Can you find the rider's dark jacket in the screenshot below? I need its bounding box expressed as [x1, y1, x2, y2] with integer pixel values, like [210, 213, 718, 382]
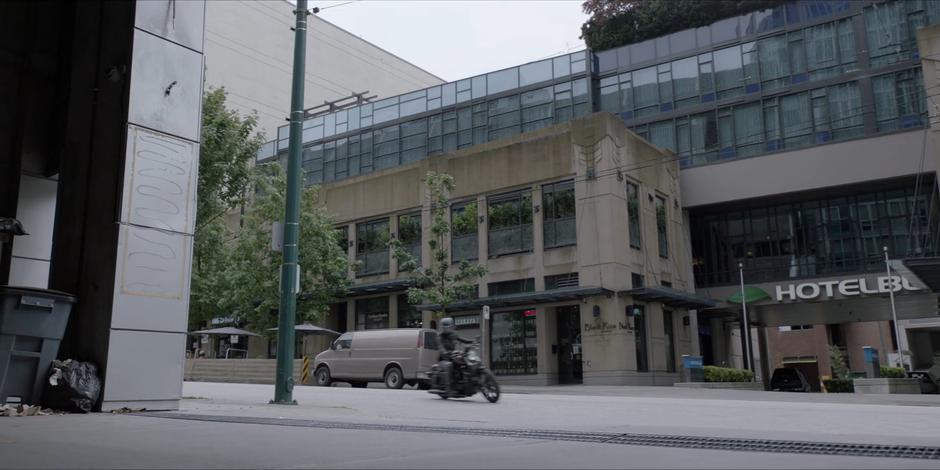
[439, 330, 474, 356]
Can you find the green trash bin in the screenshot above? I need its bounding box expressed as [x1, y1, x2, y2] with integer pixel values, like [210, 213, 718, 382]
[0, 286, 76, 405]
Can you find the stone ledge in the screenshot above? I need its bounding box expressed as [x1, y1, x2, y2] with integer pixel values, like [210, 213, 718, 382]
[853, 378, 921, 395]
[674, 382, 763, 391]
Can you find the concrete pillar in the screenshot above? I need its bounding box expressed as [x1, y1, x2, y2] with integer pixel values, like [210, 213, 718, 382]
[388, 294, 398, 329]
[532, 184, 545, 291]
[346, 299, 356, 331]
[535, 307, 556, 384]
[48, 1, 207, 411]
[689, 310, 701, 356]
[757, 326, 771, 390]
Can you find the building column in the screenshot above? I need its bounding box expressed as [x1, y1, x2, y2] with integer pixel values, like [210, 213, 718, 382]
[535, 307, 555, 384]
[757, 326, 771, 390]
[388, 294, 398, 329]
[346, 299, 356, 331]
[532, 184, 545, 291]
[689, 310, 701, 356]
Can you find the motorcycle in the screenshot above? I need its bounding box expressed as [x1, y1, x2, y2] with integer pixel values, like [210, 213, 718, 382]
[427, 341, 500, 403]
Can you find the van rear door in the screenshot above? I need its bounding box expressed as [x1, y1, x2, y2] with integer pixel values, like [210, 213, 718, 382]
[418, 330, 440, 373]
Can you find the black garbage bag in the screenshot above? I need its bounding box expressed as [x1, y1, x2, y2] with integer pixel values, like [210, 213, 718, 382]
[43, 359, 101, 413]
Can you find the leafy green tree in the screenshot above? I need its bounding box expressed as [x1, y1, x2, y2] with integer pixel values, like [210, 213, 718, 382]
[222, 163, 353, 331]
[189, 88, 263, 330]
[828, 343, 851, 379]
[581, 0, 786, 52]
[391, 172, 487, 318]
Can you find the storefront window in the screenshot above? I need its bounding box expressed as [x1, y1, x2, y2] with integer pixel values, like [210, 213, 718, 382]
[397, 294, 422, 328]
[633, 304, 649, 372]
[490, 309, 538, 375]
[356, 297, 389, 330]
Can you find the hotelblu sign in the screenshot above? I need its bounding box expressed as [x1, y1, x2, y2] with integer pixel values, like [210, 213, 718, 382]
[775, 275, 921, 302]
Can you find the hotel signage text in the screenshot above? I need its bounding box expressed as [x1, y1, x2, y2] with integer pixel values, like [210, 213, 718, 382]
[775, 275, 921, 302]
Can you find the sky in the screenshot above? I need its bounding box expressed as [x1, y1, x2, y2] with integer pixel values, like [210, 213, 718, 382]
[313, 0, 589, 82]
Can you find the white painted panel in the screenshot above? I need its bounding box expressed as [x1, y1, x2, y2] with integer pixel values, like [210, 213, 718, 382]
[12, 175, 57, 260]
[8, 257, 49, 289]
[128, 30, 203, 142]
[103, 329, 185, 402]
[121, 126, 198, 234]
[110, 224, 192, 333]
[135, 0, 206, 53]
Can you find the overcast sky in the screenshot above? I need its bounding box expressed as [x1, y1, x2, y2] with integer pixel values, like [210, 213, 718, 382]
[314, 0, 589, 82]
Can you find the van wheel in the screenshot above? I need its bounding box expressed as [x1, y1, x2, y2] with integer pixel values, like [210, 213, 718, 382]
[384, 367, 404, 389]
[314, 367, 331, 387]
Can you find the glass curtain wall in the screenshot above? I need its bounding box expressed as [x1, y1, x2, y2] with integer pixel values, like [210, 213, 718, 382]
[691, 178, 938, 287]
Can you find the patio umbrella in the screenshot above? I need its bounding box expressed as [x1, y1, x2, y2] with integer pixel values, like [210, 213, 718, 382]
[266, 323, 341, 336]
[189, 327, 260, 336]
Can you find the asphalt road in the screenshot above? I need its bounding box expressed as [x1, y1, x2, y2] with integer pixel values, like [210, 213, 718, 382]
[2, 382, 940, 469]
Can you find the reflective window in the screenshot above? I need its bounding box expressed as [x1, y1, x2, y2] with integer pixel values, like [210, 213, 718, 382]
[397, 294, 422, 328]
[451, 201, 478, 262]
[542, 180, 576, 249]
[488, 68, 520, 95]
[873, 68, 926, 132]
[356, 219, 389, 276]
[655, 195, 668, 258]
[520, 59, 553, 86]
[627, 182, 641, 249]
[491, 310, 538, 375]
[488, 190, 533, 257]
[398, 212, 422, 266]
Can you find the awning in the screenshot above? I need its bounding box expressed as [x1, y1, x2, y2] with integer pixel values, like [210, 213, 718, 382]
[189, 327, 259, 336]
[344, 278, 414, 297]
[266, 323, 341, 336]
[618, 286, 717, 310]
[902, 257, 940, 292]
[416, 286, 613, 312]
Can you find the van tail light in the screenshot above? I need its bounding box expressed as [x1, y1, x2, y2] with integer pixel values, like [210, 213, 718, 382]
[417, 333, 423, 348]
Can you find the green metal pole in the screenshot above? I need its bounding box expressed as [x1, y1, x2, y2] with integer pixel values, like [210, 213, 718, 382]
[273, 0, 309, 405]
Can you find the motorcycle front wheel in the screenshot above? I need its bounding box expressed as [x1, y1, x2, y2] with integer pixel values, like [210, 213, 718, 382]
[480, 370, 500, 403]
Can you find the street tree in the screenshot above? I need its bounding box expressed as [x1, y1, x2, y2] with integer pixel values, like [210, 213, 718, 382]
[189, 88, 263, 330]
[222, 163, 353, 332]
[391, 172, 487, 320]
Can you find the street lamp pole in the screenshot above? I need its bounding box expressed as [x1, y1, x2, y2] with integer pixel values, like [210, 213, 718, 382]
[884, 246, 905, 370]
[273, 0, 310, 405]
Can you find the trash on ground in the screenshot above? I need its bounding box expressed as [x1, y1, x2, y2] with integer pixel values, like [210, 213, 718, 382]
[43, 359, 101, 413]
[0, 404, 60, 417]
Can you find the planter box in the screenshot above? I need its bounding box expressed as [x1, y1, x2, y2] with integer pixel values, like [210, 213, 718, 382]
[853, 378, 921, 395]
[674, 382, 763, 391]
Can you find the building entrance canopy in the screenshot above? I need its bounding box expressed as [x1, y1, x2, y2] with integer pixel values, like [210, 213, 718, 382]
[697, 271, 938, 328]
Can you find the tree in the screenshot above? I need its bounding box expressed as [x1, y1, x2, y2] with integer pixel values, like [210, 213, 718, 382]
[828, 343, 851, 379]
[189, 88, 263, 330]
[391, 172, 487, 318]
[218, 163, 353, 332]
[581, 0, 786, 52]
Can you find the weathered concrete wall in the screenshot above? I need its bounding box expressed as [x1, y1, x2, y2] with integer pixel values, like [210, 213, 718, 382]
[204, 0, 444, 139]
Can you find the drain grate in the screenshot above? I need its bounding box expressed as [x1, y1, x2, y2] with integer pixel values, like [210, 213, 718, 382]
[137, 412, 940, 460]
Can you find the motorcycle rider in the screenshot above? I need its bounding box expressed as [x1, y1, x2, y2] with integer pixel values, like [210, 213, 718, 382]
[438, 317, 474, 395]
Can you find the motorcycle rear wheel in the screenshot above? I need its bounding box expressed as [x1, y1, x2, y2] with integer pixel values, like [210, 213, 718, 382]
[481, 370, 500, 403]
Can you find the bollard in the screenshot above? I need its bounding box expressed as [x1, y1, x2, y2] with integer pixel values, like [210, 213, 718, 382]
[301, 356, 310, 385]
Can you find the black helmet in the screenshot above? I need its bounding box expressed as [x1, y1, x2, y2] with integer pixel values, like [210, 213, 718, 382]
[440, 317, 455, 333]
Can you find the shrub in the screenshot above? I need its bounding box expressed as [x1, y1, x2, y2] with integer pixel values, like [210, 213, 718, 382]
[880, 366, 906, 378]
[703, 365, 753, 383]
[828, 344, 851, 379]
[823, 378, 854, 393]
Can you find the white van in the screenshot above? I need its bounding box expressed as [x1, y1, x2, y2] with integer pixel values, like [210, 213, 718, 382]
[313, 328, 439, 389]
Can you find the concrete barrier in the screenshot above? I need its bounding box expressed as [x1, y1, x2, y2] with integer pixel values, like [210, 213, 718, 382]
[853, 378, 921, 394]
[184, 359, 305, 385]
[673, 382, 764, 391]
